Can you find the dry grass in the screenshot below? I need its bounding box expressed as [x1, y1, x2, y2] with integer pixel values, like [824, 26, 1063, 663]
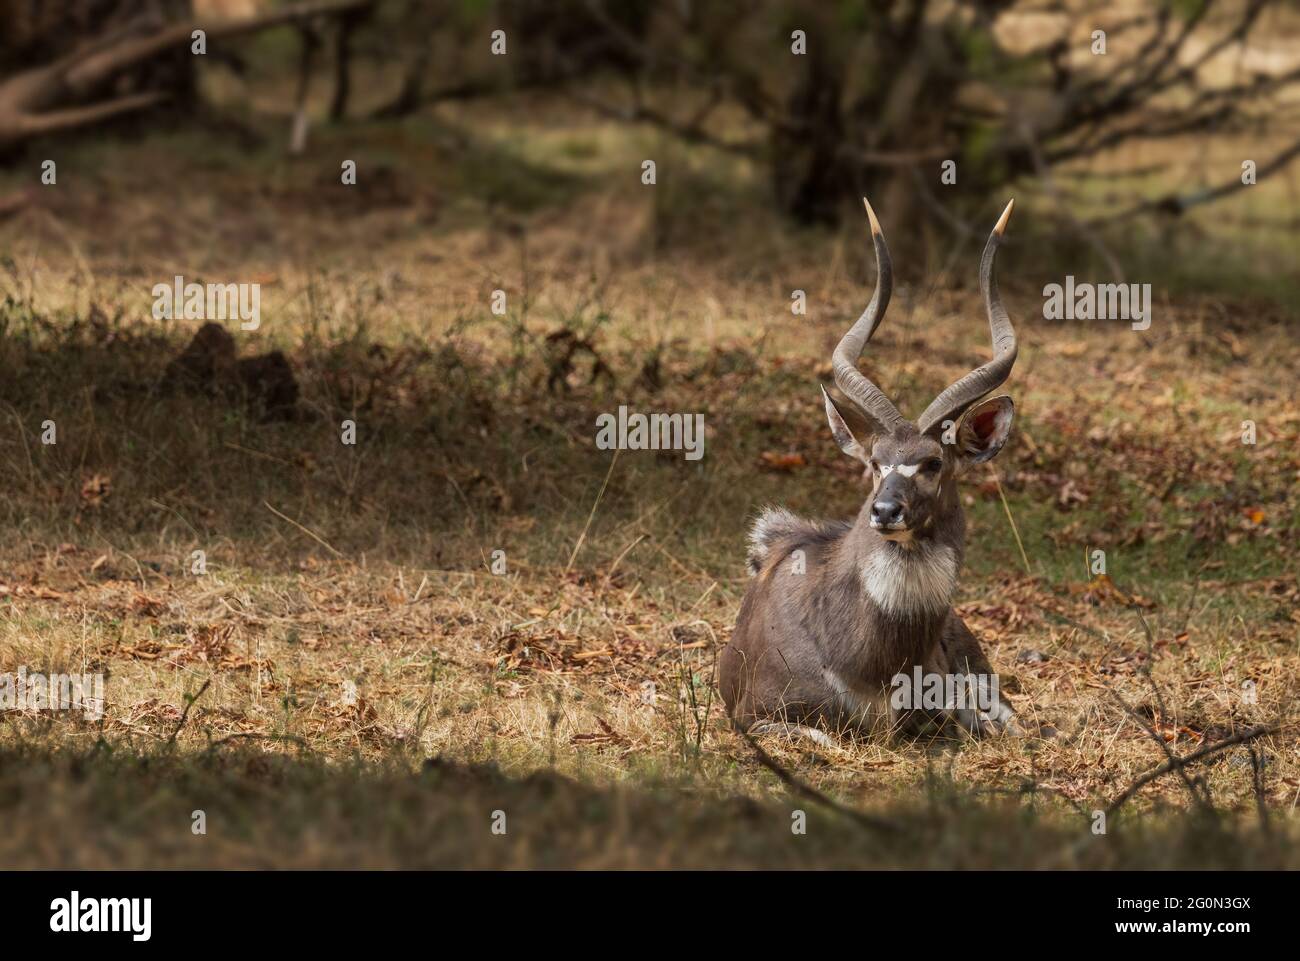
[0, 78, 1297, 868]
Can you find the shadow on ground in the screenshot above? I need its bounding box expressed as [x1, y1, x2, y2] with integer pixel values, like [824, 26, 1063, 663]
[0, 743, 1292, 869]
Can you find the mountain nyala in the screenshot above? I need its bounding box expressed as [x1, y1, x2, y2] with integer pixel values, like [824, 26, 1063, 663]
[720, 198, 1027, 747]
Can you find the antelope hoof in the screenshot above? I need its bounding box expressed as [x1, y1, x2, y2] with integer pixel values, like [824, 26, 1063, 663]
[974, 700, 1028, 737]
[994, 712, 1029, 737]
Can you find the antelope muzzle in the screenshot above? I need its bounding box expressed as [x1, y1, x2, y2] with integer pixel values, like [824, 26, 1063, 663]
[869, 473, 914, 533]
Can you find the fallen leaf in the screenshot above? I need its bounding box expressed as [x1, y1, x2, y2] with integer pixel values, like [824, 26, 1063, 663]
[80, 473, 112, 508]
[759, 452, 806, 471]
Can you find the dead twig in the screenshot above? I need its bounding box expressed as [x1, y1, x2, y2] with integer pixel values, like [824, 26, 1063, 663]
[264, 501, 344, 558]
[1107, 685, 1214, 817]
[739, 730, 903, 835]
[167, 678, 212, 747]
[205, 732, 311, 753]
[1248, 745, 1271, 835]
[1105, 722, 1280, 819]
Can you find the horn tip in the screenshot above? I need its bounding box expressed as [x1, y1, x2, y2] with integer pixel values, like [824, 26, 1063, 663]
[994, 198, 1015, 236]
[862, 197, 882, 236]
[820, 383, 840, 415]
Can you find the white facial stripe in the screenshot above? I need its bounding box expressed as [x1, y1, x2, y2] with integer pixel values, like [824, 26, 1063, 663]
[879, 463, 921, 478]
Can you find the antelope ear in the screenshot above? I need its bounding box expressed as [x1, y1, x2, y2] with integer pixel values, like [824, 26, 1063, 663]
[954, 395, 1015, 469]
[821, 386, 871, 465]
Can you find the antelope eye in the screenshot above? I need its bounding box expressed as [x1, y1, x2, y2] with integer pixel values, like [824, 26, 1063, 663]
[923, 458, 943, 473]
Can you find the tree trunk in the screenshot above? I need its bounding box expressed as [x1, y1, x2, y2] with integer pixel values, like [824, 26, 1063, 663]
[0, 0, 372, 152]
[771, 44, 851, 226]
[0, 0, 198, 110]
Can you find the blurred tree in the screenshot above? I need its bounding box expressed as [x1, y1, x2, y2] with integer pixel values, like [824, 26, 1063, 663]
[560, 0, 1300, 240]
[369, 0, 651, 119]
[0, 0, 371, 152]
[0, 0, 199, 110]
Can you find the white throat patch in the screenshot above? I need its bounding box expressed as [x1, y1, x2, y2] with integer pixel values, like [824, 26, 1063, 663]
[861, 541, 958, 617]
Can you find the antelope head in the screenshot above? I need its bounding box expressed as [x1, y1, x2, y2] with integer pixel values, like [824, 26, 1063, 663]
[822, 199, 1018, 545]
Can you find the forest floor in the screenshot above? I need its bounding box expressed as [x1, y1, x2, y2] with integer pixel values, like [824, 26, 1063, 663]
[0, 84, 1296, 867]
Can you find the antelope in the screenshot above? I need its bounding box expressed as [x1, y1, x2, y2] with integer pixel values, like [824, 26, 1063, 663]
[720, 198, 1026, 747]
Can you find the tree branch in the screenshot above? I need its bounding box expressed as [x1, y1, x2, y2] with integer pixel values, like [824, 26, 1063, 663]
[0, 0, 374, 149]
[1105, 722, 1280, 819]
[1095, 133, 1300, 224]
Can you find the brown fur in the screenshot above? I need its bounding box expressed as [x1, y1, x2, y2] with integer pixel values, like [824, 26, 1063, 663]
[721, 397, 1023, 742]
